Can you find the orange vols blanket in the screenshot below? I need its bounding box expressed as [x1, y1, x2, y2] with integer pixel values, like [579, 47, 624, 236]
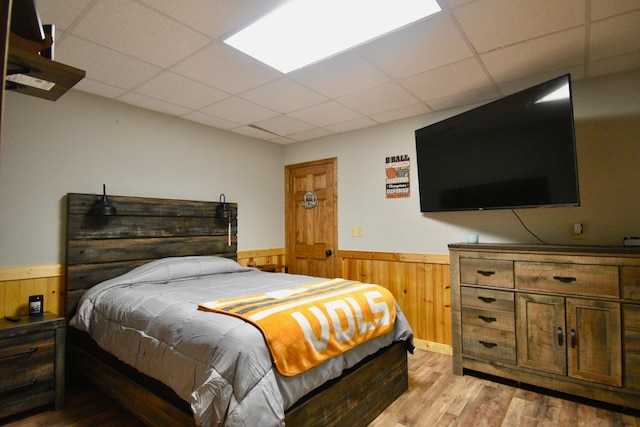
[198, 278, 396, 376]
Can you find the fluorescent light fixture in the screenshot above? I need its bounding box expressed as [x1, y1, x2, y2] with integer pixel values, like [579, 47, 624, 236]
[224, 0, 441, 73]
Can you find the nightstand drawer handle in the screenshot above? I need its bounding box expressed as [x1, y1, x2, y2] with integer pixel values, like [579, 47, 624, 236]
[479, 340, 497, 349]
[477, 270, 495, 276]
[0, 347, 38, 360]
[3, 378, 38, 393]
[478, 315, 497, 323]
[477, 296, 496, 304]
[553, 276, 577, 283]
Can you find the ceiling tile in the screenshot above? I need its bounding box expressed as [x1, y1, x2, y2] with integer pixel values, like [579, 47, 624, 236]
[172, 43, 280, 94]
[240, 78, 328, 113]
[371, 103, 432, 123]
[55, 36, 161, 90]
[70, 0, 211, 67]
[73, 79, 127, 99]
[453, 0, 585, 53]
[589, 10, 640, 61]
[139, 0, 286, 38]
[253, 115, 316, 137]
[359, 13, 474, 78]
[118, 92, 192, 116]
[182, 111, 240, 130]
[338, 82, 421, 116]
[200, 97, 279, 124]
[325, 117, 379, 134]
[481, 28, 585, 82]
[29, 0, 640, 144]
[134, 72, 229, 110]
[37, 0, 92, 30]
[288, 101, 362, 127]
[287, 128, 334, 143]
[290, 52, 391, 98]
[591, 0, 640, 20]
[426, 85, 499, 111]
[400, 58, 492, 101]
[588, 52, 640, 77]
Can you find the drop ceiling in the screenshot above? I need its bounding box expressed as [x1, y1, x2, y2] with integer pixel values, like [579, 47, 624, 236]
[35, 0, 640, 144]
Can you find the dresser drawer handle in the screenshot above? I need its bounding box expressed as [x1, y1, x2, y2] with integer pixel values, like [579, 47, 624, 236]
[477, 270, 495, 276]
[2, 378, 38, 394]
[553, 276, 577, 283]
[479, 340, 497, 349]
[478, 315, 497, 323]
[0, 347, 38, 360]
[477, 296, 496, 304]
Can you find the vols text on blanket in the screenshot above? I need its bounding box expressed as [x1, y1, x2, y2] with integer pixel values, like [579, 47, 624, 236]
[198, 278, 397, 376]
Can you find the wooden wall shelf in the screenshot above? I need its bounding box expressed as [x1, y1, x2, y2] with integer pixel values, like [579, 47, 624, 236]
[5, 46, 85, 101]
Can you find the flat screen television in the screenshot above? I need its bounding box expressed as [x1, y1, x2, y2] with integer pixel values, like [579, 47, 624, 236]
[415, 74, 579, 213]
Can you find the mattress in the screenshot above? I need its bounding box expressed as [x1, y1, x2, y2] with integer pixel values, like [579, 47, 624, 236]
[70, 256, 414, 427]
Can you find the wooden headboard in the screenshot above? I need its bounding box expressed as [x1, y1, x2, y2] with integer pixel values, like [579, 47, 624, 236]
[65, 193, 238, 319]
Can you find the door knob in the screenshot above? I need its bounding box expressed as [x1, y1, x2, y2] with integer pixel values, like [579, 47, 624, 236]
[326, 249, 333, 256]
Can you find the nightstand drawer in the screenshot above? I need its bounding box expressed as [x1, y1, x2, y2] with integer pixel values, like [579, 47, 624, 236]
[461, 306, 514, 332]
[515, 262, 619, 298]
[0, 331, 55, 394]
[462, 324, 516, 364]
[461, 286, 514, 312]
[460, 258, 514, 288]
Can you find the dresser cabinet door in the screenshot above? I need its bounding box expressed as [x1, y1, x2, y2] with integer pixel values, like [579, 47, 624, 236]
[566, 298, 622, 387]
[516, 293, 566, 375]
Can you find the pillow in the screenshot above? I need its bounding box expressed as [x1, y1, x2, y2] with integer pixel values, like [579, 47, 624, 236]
[124, 256, 251, 284]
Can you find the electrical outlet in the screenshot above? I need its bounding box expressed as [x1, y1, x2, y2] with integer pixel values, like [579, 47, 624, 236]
[356, 226, 363, 237]
[350, 226, 357, 237]
[572, 223, 585, 239]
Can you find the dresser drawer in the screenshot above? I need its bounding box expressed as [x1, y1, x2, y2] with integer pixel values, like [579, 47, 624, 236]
[460, 258, 514, 288]
[462, 324, 516, 364]
[515, 262, 619, 298]
[461, 306, 515, 332]
[461, 286, 514, 312]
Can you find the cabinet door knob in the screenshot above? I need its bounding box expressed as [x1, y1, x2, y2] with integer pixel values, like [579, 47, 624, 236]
[571, 329, 577, 348]
[557, 327, 564, 346]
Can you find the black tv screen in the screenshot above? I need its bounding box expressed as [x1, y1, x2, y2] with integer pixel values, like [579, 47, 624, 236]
[415, 74, 579, 212]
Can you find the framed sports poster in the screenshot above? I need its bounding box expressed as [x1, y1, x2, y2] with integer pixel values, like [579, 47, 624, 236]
[385, 155, 410, 198]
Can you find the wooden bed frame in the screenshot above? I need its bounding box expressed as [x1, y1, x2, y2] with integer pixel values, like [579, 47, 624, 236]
[64, 192, 409, 426]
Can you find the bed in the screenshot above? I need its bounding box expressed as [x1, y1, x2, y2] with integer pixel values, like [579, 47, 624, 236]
[64, 193, 413, 427]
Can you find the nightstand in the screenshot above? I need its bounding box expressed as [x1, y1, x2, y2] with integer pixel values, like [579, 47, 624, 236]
[0, 312, 65, 418]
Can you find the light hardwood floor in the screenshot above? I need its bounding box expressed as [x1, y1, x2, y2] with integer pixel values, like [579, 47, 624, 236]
[3, 349, 640, 426]
[370, 350, 640, 426]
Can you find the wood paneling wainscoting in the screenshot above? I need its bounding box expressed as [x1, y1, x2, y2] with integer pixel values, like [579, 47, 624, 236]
[0, 265, 64, 317]
[1, 248, 453, 353]
[338, 250, 452, 353]
[237, 248, 286, 267]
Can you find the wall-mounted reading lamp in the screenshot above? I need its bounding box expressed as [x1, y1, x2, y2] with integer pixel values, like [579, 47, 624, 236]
[218, 193, 232, 246]
[88, 184, 117, 216]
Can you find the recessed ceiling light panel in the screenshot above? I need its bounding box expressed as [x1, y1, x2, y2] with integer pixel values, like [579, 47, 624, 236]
[224, 0, 441, 73]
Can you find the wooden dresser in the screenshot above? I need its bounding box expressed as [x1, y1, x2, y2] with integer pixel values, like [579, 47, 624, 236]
[0, 313, 65, 418]
[449, 243, 640, 409]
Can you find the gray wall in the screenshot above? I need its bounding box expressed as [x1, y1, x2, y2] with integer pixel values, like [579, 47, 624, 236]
[0, 90, 284, 267]
[1, 70, 639, 267]
[284, 70, 640, 254]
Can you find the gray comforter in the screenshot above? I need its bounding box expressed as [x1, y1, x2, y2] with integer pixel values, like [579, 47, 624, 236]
[70, 256, 414, 426]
